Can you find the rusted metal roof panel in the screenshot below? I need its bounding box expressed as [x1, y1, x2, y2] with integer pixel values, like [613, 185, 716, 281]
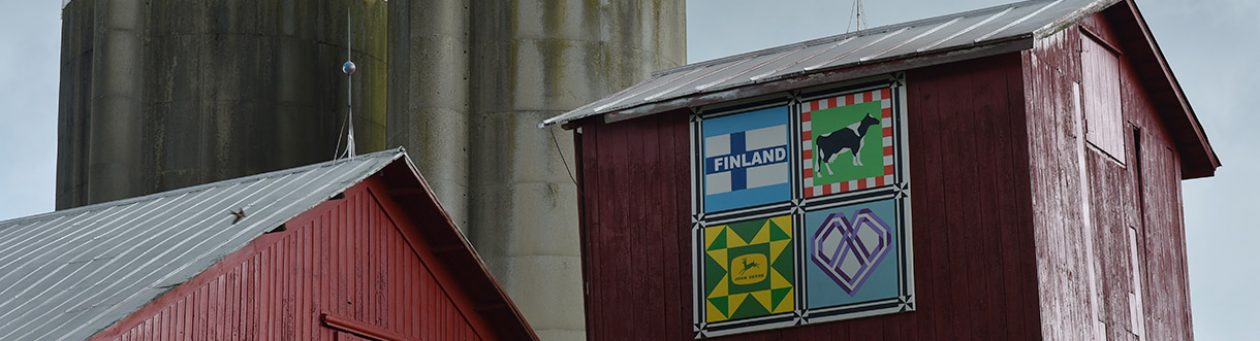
[0, 149, 405, 340]
[542, 0, 1119, 128]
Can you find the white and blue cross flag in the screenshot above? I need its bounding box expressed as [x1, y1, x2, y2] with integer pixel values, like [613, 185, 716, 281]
[702, 106, 792, 213]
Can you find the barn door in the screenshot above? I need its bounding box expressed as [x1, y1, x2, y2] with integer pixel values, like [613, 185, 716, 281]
[1131, 127, 1194, 340]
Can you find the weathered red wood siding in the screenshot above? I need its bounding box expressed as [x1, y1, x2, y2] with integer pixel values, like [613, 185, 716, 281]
[576, 53, 1043, 340]
[1023, 12, 1193, 341]
[577, 110, 693, 341]
[92, 177, 496, 341]
[889, 54, 1041, 341]
[1101, 8, 1195, 339]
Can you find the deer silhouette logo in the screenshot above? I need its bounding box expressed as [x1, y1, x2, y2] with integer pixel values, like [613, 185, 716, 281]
[738, 258, 761, 276]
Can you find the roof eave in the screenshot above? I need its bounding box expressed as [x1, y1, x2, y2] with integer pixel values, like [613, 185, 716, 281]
[378, 155, 540, 340]
[1108, 0, 1220, 178]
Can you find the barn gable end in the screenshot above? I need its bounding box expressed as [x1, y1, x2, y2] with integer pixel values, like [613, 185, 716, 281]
[92, 176, 513, 340]
[0, 149, 535, 340]
[1022, 8, 1196, 340]
[556, 0, 1215, 340]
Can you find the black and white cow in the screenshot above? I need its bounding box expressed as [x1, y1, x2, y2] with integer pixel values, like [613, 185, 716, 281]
[814, 113, 881, 176]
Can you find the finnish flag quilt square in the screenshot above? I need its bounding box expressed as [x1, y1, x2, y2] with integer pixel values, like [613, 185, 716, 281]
[702, 106, 792, 213]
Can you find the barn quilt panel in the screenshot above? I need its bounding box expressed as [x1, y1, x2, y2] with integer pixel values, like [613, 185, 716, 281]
[702, 215, 795, 323]
[700, 106, 792, 213]
[691, 77, 914, 338]
[801, 88, 896, 198]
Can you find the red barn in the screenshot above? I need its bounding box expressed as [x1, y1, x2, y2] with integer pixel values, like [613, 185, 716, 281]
[544, 0, 1218, 339]
[0, 149, 536, 340]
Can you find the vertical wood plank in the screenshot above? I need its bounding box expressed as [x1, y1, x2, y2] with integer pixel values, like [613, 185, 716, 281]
[580, 120, 606, 339]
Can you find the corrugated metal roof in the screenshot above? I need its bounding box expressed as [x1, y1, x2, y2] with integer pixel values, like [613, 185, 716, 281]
[0, 149, 405, 341]
[542, 0, 1118, 127]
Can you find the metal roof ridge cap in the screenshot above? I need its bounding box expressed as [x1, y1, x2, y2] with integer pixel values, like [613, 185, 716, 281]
[0, 148, 405, 227]
[650, 0, 1057, 77]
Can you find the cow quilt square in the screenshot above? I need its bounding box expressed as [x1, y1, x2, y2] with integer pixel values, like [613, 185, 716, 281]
[702, 215, 795, 323]
[801, 88, 896, 198]
[701, 106, 792, 213]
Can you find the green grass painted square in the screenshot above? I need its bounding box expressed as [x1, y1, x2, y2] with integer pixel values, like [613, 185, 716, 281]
[811, 101, 885, 185]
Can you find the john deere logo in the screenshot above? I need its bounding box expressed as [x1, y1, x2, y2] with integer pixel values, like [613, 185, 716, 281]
[731, 254, 768, 285]
[702, 216, 795, 323]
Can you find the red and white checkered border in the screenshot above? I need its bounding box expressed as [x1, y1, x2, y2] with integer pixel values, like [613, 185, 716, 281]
[800, 87, 895, 198]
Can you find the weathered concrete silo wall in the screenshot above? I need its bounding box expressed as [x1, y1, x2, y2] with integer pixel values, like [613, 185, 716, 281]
[387, 0, 472, 229]
[386, 1, 686, 338]
[59, 0, 684, 338]
[56, 0, 388, 209]
[466, 2, 686, 340]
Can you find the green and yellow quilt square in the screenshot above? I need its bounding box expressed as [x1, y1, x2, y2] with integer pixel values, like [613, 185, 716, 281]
[702, 215, 795, 323]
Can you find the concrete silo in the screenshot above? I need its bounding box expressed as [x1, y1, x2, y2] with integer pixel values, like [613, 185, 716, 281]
[388, 1, 685, 339]
[57, 0, 684, 338]
[56, 0, 388, 209]
[387, 0, 472, 228]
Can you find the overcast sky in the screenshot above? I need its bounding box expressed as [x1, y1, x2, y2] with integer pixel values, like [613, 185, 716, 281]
[0, 0, 1254, 339]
